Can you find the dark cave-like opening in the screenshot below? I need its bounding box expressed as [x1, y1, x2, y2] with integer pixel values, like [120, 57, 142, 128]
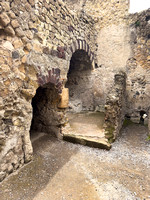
[66, 50, 93, 112]
[30, 83, 62, 141]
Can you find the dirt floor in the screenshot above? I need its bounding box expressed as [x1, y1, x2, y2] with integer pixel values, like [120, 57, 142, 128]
[0, 124, 150, 200]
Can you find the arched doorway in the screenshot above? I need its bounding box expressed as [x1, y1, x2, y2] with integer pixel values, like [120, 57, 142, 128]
[66, 50, 93, 112]
[64, 50, 110, 149]
[30, 82, 63, 143]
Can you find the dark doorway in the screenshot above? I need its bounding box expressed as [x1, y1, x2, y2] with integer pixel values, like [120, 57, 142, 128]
[64, 50, 107, 149]
[30, 83, 62, 142]
[66, 50, 93, 112]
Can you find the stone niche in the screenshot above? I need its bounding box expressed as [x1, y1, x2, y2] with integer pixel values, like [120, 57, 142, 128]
[30, 82, 66, 140]
[66, 50, 94, 112]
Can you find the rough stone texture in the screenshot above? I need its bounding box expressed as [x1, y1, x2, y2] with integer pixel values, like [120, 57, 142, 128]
[0, 0, 150, 182]
[58, 88, 69, 109]
[103, 72, 126, 142]
[126, 9, 150, 123]
[66, 50, 94, 112]
[31, 83, 64, 139]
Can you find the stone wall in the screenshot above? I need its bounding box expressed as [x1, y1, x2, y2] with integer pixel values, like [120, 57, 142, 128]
[63, 0, 129, 28]
[31, 83, 65, 139]
[126, 9, 150, 122]
[0, 0, 97, 181]
[103, 72, 126, 143]
[0, 0, 150, 182]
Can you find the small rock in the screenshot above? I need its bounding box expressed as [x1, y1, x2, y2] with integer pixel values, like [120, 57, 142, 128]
[13, 39, 23, 49]
[4, 25, 15, 36]
[12, 51, 20, 59]
[0, 171, 6, 181]
[0, 2, 10, 12]
[8, 10, 16, 19]
[11, 19, 19, 29]
[3, 41, 14, 51]
[28, 0, 35, 7]
[15, 27, 25, 37]
[25, 30, 33, 40]
[0, 12, 10, 27]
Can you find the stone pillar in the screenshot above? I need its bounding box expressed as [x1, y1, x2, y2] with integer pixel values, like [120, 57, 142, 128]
[104, 71, 126, 143]
[58, 88, 69, 109]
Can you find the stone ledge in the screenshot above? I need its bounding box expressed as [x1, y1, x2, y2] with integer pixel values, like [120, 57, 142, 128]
[63, 133, 111, 150]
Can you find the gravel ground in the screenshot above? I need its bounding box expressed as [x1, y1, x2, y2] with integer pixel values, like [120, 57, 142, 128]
[0, 124, 150, 200]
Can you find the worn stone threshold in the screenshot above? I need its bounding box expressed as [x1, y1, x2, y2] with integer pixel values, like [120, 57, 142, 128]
[63, 133, 111, 150]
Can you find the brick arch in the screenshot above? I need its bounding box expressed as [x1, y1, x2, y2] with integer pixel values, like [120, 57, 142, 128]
[37, 68, 63, 94]
[68, 39, 95, 70]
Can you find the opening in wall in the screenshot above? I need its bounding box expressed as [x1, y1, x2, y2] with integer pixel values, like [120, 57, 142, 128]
[66, 49, 93, 113]
[30, 83, 62, 143]
[63, 49, 107, 148]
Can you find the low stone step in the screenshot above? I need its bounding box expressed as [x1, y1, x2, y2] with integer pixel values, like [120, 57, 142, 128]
[63, 133, 111, 150]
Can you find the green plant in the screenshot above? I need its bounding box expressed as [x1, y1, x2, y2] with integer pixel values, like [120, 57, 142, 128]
[123, 119, 134, 127]
[135, 20, 140, 27]
[105, 126, 115, 143]
[146, 135, 150, 141]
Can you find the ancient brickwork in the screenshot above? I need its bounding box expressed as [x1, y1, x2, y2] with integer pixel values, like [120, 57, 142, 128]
[104, 72, 126, 142]
[0, 0, 97, 181]
[64, 0, 129, 28]
[0, 0, 150, 182]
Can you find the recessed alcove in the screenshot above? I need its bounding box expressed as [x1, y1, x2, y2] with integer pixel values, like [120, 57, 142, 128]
[64, 50, 109, 149]
[30, 83, 62, 143]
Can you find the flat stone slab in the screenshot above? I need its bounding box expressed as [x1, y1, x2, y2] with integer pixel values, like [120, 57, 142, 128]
[63, 133, 111, 150]
[63, 112, 111, 150]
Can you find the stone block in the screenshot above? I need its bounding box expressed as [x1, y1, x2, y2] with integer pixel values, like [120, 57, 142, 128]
[13, 39, 23, 49]
[4, 25, 15, 36]
[0, 172, 6, 182]
[21, 55, 27, 63]
[0, 12, 10, 27]
[3, 41, 14, 51]
[28, 0, 35, 7]
[25, 2, 32, 11]
[25, 30, 33, 40]
[8, 11, 16, 19]
[33, 43, 43, 53]
[15, 28, 25, 37]
[18, 64, 25, 74]
[1, 2, 10, 12]
[58, 88, 69, 108]
[12, 51, 19, 59]
[21, 88, 35, 99]
[11, 19, 19, 29]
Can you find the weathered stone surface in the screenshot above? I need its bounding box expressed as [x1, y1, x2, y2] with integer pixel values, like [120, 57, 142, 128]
[63, 133, 111, 150]
[0, 0, 149, 184]
[12, 51, 19, 59]
[58, 88, 69, 108]
[8, 11, 16, 19]
[15, 28, 25, 37]
[4, 25, 15, 36]
[28, 0, 35, 7]
[3, 41, 14, 51]
[13, 39, 23, 49]
[21, 89, 35, 99]
[0, 2, 10, 12]
[0, 12, 10, 27]
[11, 19, 19, 28]
[0, 172, 6, 182]
[103, 72, 126, 142]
